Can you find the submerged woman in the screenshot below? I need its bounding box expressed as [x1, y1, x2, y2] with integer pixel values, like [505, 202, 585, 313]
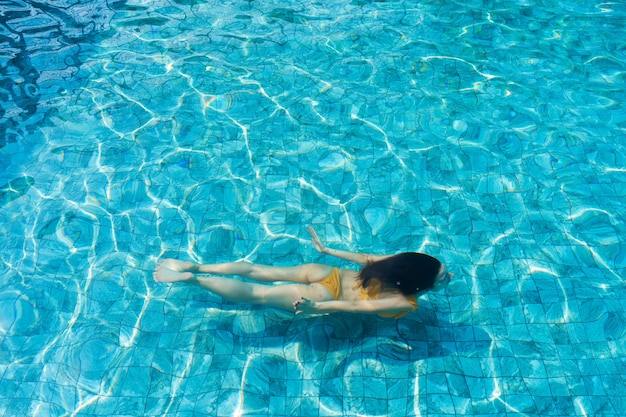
[154, 227, 452, 318]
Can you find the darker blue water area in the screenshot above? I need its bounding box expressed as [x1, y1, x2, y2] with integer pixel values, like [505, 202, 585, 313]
[0, 175, 34, 208]
[0, 0, 119, 148]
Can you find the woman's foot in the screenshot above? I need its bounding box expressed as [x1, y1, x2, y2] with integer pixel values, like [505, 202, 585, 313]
[153, 259, 197, 282]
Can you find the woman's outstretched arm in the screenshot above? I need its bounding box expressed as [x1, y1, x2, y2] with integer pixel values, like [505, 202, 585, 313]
[293, 295, 413, 316]
[308, 226, 391, 265]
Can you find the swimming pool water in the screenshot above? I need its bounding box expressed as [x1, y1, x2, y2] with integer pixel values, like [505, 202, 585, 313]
[1, 0, 625, 415]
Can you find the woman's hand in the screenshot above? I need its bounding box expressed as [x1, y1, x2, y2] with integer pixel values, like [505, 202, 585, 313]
[308, 226, 327, 254]
[293, 297, 318, 315]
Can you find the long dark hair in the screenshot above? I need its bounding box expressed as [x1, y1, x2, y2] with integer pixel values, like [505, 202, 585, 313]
[358, 253, 441, 295]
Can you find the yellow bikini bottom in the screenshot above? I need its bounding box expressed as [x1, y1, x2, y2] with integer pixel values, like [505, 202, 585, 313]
[317, 267, 341, 300]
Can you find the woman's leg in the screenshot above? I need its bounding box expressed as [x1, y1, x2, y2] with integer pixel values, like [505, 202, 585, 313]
[152, 261, 332, 311]
[189, 277, 329, 310]
[154, 259, 334, 283]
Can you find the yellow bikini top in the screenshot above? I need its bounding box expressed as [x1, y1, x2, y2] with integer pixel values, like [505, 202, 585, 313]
[354, 278, 418, 319]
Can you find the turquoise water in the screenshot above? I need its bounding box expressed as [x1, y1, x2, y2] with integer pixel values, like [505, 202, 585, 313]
[1, 0, 625, 415]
